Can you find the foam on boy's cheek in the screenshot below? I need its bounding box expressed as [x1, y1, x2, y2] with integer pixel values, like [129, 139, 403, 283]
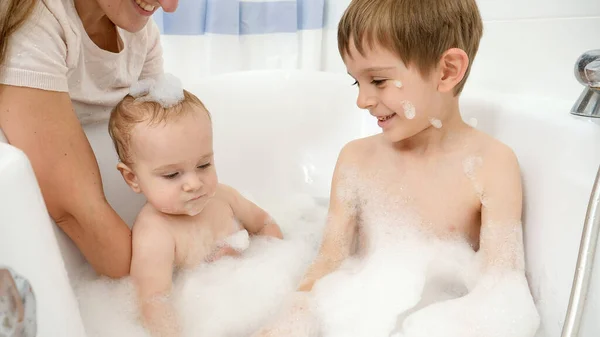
[429, 117, 443, 129]
[402, 101, 416, 119]
[394, 80, 403, 88]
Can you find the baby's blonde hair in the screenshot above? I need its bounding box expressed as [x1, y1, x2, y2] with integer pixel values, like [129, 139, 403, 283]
[109, 89, 209, 165]
[337, 0, 483, 95]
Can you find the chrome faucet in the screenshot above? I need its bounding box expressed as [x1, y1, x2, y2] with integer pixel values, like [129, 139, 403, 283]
[0, 268, 36, 337]
[571, 49, 600, 118]
[561, 50, 600, 337]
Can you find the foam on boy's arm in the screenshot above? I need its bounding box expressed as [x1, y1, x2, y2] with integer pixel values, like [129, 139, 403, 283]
[297, 146, 360, 292]
[477, 146, 525, 272]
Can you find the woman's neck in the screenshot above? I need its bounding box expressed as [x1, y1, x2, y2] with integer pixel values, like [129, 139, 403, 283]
[74, 0, 121, 52]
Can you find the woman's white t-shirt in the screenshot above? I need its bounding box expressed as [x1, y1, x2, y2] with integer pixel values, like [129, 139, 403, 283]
[0, 0, 163, 124]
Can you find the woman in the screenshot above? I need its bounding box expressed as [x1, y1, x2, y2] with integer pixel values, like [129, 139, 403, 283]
[0, 0, 179, 278]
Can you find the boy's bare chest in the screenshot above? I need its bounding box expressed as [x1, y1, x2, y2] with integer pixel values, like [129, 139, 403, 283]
[171, 201, 240, 268]
[354, 158, 482, 247]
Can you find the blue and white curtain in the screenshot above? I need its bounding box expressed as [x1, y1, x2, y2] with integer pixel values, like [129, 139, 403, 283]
[154, 0, 351, 83]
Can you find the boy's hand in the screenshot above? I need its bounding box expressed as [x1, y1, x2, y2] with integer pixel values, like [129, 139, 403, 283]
[251, 292, 317, 337]
[257, 222, 284, 240]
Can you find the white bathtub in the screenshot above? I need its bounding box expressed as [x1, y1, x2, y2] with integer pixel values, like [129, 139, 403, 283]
[0, 70, 599, 336]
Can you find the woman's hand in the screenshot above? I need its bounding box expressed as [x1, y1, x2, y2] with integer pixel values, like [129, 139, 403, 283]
[0, 85, 132, 278]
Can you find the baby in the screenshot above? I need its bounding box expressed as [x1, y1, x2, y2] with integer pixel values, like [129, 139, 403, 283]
[108, 76, 283, 337]
[255, 0, 538, 335]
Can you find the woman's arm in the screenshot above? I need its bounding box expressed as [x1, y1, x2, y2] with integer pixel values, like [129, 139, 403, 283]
[0, 85, 131, 278]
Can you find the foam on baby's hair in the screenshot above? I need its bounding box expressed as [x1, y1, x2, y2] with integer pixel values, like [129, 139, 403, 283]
[129, 73, 185, 108]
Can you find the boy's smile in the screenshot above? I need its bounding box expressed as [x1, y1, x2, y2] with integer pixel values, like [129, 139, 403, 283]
[344, 40, 442, 145]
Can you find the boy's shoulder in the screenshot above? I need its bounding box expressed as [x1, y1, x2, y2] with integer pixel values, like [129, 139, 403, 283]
[465, 129, 521, 185]
[338, 134, 381, 163]
[468, 129, 518, 164]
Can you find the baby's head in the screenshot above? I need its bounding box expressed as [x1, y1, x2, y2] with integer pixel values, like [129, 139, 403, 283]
[338, 0, 483, 143]
[109, 89, 217, 216]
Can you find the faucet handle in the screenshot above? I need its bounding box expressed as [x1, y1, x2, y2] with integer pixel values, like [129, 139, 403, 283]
[0, 268, 36, 337]
[584, 60, 600, 88]
[575, 49, 600, 88]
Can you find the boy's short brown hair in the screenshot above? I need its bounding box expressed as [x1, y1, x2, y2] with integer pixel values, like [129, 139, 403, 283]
[108, 90, 209, 165]
[338, 0, 483, 95]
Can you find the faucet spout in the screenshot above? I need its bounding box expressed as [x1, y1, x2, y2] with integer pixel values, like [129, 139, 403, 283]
[571, 88, 600, 118]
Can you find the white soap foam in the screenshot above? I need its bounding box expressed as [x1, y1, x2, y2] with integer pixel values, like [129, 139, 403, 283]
[73, 193, 539, 337]
[394, 80, 403, 88]
[399, 269, 540, 337]
[130, 73, 185, 109]
[73, 194, 327, 337]
[429, 117, 443, 129]
[402, 101, 416, 120]
[222, 229, 250, 252]
[462, 156, 484, 201]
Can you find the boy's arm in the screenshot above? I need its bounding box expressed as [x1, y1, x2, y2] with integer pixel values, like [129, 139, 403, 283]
[479, 145, 525, 272]
[223, 185, 283, 239]
[400, 147, 539, 337]
[297, 144, 359, 292]
[130, 216, 179, 337]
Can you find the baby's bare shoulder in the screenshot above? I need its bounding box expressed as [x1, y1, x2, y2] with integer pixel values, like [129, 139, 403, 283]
[132, 205, 172, 242]
[130, 205, 175, 265]
[213, 183, 243, 205]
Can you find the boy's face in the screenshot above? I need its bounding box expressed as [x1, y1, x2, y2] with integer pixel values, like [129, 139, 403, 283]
[344, 41, 441, 143]
[126, 108, 218, 216]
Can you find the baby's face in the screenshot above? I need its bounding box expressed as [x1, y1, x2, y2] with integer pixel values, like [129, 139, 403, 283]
[344, 41, 442, 144]
[130, 109, 217, 216]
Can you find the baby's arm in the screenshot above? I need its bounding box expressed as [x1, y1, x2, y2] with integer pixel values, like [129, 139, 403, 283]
[130, 215, 179, 337]
[222, 185, 284, 239]
[478, 145, 525, 271]
[297, 144, 358, 292]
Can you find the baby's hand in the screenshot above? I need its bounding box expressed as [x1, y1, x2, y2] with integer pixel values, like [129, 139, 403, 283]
[205, 245, 241, 263]
[205, 230, 250, 263]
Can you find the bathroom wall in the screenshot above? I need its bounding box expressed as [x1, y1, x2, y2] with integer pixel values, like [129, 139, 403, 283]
[319, 0, 600, 104]
[161, 0, 600, 105]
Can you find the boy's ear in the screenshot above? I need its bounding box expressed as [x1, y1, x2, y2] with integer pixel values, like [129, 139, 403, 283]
[117, 163, 141, 193]
[437, 48, 470, 94]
